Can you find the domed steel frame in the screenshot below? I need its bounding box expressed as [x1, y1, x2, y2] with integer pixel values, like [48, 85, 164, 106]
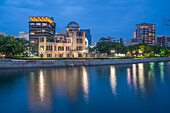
[67, 21, 79, 28]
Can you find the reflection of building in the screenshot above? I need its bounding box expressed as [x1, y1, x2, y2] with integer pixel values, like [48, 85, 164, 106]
[156, 36, 170, 47]
[39, 22, 89, 58]
[136, 23, 155, 45]
[80, 29, 92, 45]
[28, 70, 52, 113]
[19, 31, 29, 40]
[29, 16, 56, 55]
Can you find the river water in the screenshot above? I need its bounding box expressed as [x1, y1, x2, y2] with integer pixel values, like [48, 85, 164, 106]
[0, 61, 170, 113]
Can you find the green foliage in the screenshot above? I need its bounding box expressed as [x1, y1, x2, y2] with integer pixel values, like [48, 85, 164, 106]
[96, 41, 127, 54]
[128, 43, 170, 57]
[0, 35, 28, 57]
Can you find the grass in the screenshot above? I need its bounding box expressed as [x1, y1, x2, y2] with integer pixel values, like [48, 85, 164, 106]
[6, 56, 167, 60]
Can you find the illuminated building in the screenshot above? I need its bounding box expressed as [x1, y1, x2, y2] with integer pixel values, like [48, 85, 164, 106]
[39, 21, 88, 58]
[29, 16, 56, 55]
[156, 36, 170, 47]
[136, 23, 155, 45]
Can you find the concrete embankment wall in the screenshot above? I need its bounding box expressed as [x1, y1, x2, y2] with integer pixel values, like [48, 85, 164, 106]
[0, 58, 170, 69]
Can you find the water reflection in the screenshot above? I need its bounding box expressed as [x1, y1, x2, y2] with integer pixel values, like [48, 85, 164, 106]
[138, 63, 145, 93]
[0, 62, 169, 112]
[149, 62, 155, 78]
[159, 62, 164, 83]
[28, 70, 52, 113]
[127, 68, 131, 87]
[82, 67, 89, 102]
[110, 66, 117, 95]
[132, 64, 137, 91]
[39, 70, 45, 101]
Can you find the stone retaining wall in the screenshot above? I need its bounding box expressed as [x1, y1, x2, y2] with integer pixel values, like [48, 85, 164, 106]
[0, 58, 169, 69]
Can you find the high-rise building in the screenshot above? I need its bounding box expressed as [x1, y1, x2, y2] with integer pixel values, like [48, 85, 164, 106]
[136, 23, 155, 45]
[80, 29, 92, 45]
[156, 36, 170, 47]
[29, 16, 56, 55]
[19, 31, 29, 40]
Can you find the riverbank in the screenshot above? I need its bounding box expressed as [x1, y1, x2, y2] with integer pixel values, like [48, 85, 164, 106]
[0, 57, 169, 69]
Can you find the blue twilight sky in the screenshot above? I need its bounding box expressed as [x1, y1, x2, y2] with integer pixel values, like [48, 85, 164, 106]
[0, 0, 170, 43]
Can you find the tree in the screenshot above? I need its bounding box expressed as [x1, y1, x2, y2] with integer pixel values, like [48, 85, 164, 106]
[96, 41, 127, 54]
[0, 35, 26, 57]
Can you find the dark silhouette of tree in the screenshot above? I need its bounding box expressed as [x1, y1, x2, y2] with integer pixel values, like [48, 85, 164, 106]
[162, 17, 170, 26]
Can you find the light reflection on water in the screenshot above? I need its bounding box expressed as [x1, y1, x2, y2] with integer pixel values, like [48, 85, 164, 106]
[110, 66, 117, 96]
[0, 61, 170, 113]
[82, 67, 89, 102]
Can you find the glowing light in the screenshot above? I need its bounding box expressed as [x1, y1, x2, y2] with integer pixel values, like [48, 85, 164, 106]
[110, 66, 117, 95]
[39, 70, 45, 102]
[29, 17, 54, 24]
[127, 68, 131, 87]
[82, 67, 89, 102]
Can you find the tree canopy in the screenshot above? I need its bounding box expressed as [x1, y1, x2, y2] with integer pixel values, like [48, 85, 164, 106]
[95, 41, 127, 54]
[0, 35, 28, 57]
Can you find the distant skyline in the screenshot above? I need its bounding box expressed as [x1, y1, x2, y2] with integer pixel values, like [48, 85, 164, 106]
[0, 0, 170, 43]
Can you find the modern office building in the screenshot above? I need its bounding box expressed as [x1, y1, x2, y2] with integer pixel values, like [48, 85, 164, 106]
[38, 21, 89, 58]
[136, 23, 156, 45]
[156, 36, 170, 47]
[29, 16, 56, 55]
[19, 31, 29, 40]
[80, 29, 92, 45]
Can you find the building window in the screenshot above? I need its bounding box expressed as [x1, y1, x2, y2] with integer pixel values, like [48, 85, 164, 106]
[58, 46, 64, 51]
[59, 54, 63, 58]
[36, 23, 41, 26]
[66, 39, 71, 43]
[40, 46, 44, 51]
[77, 46, 83, 51]
[55, 54, 57, 57]
[42, 23, 47, 26]
[85, 41, 87, 45]
[47, 54, 52, 57]
[40, 38, 44, 42]
[56, 40, 60, 43]
[67, 54, 70, 57]
[30, 23, 35, 26]
[46, 46, 52, 51]
[66, 46, 70, 51]
[77, 39, 83, 43]
[30, 32, 35, 35]
[54, 46, 56, 51]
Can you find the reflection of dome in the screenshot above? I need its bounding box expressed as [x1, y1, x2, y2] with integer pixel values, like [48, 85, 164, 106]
[67, 21, 79, 28]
